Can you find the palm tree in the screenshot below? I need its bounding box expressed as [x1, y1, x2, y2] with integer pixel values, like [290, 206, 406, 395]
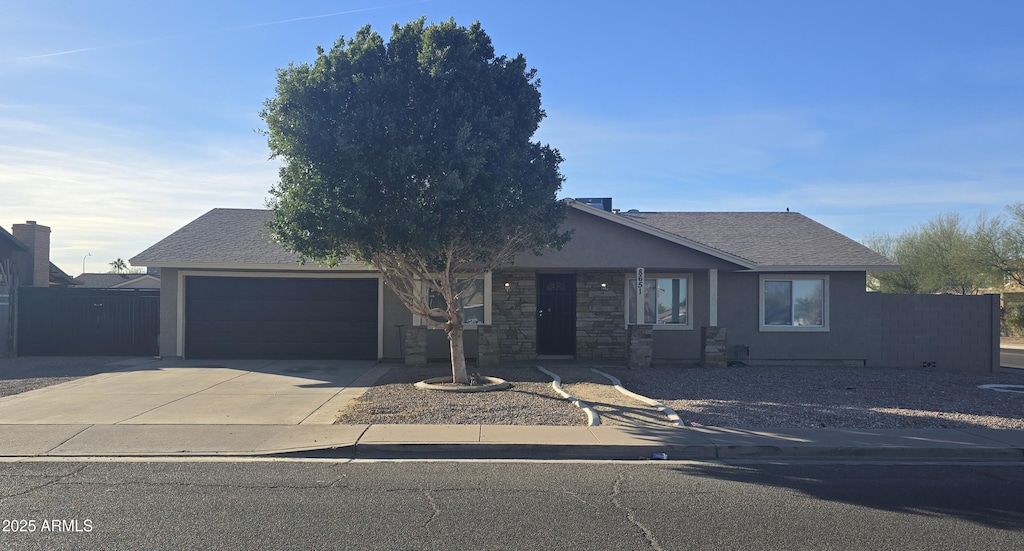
[109, 258, 128, 274]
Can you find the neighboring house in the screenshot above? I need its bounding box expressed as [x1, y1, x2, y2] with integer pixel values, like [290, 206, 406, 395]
[131, 200, 927, 367]
[75, 273, 161, 289]
[1, 221, 78, 356]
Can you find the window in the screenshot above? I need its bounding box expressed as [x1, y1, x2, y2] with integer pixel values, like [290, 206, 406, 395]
[417, 274, 490, 328]
[760, 275, 828, 331]
[627, 275, 691, 328]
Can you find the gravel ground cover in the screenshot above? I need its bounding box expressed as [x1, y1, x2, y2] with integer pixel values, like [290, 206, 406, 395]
[0, 357, 131, 398]
[334, 366, 586, 425]
[336, 363, 1023, 429]
[617, 365, 1024, 430]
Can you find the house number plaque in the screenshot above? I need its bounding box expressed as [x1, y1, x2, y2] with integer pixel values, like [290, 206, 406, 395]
[636, 267, 645, 324]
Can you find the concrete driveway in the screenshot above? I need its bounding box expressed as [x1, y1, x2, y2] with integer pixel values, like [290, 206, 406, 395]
[0, 359, 386, 425]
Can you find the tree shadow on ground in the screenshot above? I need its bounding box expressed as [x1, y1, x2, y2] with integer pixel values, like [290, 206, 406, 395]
[664, 461, 1024, 531]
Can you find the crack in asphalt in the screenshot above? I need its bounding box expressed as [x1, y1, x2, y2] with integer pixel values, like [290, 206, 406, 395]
[561, 489, 605, 513]
[610, 469, 667, 551]
[0, 465, 87, 502]
[422, 490, 441, 532]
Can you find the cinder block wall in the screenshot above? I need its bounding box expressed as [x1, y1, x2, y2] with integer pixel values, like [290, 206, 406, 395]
[866, 293, 999, 373]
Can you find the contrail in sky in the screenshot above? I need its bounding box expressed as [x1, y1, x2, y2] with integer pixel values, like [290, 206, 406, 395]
[2, 1, 428, 63]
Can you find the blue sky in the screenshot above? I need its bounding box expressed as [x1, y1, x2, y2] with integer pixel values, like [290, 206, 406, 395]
[2, 1, 1022, 274]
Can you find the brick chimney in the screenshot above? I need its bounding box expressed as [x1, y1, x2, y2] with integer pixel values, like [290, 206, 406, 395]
[12, 221, 50, 287]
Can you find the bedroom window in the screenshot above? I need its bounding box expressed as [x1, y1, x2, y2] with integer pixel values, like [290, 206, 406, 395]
[627, 275, 691, 329]
[760, 275, 829, 331]
[416, 274, 491, 328]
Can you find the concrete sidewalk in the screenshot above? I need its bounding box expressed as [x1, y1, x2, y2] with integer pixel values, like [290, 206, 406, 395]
[1, 423, 1022, 461]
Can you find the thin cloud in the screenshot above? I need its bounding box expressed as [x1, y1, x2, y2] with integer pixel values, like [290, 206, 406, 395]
[1, 1, 429, 63]
[0, 113, 277, 272]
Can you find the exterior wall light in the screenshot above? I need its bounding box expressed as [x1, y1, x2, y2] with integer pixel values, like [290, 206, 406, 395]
[504, 281, 511, 294]
[600, 282, 608, 289]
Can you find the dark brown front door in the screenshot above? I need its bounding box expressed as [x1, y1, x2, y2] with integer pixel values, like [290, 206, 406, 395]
[537, 274, 575, 356]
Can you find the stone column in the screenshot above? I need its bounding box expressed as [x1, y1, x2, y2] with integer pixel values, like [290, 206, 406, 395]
[404, 325, 427, 366]
[476, 325, 500, 369]
[628, 324, 653, 369]
[701, 326, 727, 368]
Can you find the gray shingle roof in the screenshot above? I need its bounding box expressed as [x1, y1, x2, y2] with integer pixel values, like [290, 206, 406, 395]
[133, 206, 896, 270]
[620, 211, 897, 268]
[131, 209, 306, 266]
[0, 226, 29, 251]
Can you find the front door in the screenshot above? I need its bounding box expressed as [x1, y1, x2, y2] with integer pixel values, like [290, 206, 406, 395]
[537, 274, 576, 356]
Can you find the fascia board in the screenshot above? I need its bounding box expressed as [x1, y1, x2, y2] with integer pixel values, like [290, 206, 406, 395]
[134, 261, 377, 271]
[565, 199, 758, 269]
[740, 264, 902, 273]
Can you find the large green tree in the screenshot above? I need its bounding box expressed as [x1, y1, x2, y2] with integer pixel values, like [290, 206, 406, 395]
[261, 18, 569, 383]
[866, 212, 1000, 295]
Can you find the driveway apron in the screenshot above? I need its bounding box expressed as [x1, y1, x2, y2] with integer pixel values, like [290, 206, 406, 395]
[0, 360, 381, 425]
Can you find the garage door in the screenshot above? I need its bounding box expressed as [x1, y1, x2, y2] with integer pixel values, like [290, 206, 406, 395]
[185, 276, 378, 359]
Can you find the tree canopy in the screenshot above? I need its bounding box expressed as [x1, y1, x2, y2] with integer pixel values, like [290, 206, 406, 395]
[261, 18, 569, 383]
[865, 207, 1024, 295]
[981, 202, 1024, 288]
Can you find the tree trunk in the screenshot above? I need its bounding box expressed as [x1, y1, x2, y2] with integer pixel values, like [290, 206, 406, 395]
[447, 321, 469, 384]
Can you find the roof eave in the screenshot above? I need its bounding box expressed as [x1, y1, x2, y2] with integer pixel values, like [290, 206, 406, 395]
[741, 264, 901, 273]
[134, 261, 377, 272]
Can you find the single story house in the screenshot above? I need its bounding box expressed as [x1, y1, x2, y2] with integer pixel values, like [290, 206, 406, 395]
[130, 199, 915, 366]
[75, 272, 161, 289]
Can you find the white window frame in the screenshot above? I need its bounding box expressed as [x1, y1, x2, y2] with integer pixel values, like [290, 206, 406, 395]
[624, 273, 693, 330]
[759, 274, 829, 332]
[414, 272, 492, 329]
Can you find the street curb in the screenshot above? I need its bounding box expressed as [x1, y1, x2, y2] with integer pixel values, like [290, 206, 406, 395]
[340, 443, 1024, 462]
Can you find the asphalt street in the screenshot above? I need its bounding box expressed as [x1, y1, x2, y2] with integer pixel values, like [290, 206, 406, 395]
[1, 460, 1021, 550]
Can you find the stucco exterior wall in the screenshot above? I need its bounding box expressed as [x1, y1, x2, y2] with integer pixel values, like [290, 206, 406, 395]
[715, 271, 871, 364]
[512, 209, 743, 271]
[158, 268, 179, 358]
[381, 284, 411, 360]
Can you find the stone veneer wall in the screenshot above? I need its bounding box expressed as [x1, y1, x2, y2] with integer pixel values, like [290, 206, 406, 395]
[576, 272, 627, 361]
[700, 326, 727, 368]
[491, 272, 537, 360]
[628, 324, 653, 368]
[404, 325, 427, 366]
[476, 325, 500, 368]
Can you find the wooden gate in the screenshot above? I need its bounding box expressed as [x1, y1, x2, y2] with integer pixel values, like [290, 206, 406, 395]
[17, 287, 159, 356]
